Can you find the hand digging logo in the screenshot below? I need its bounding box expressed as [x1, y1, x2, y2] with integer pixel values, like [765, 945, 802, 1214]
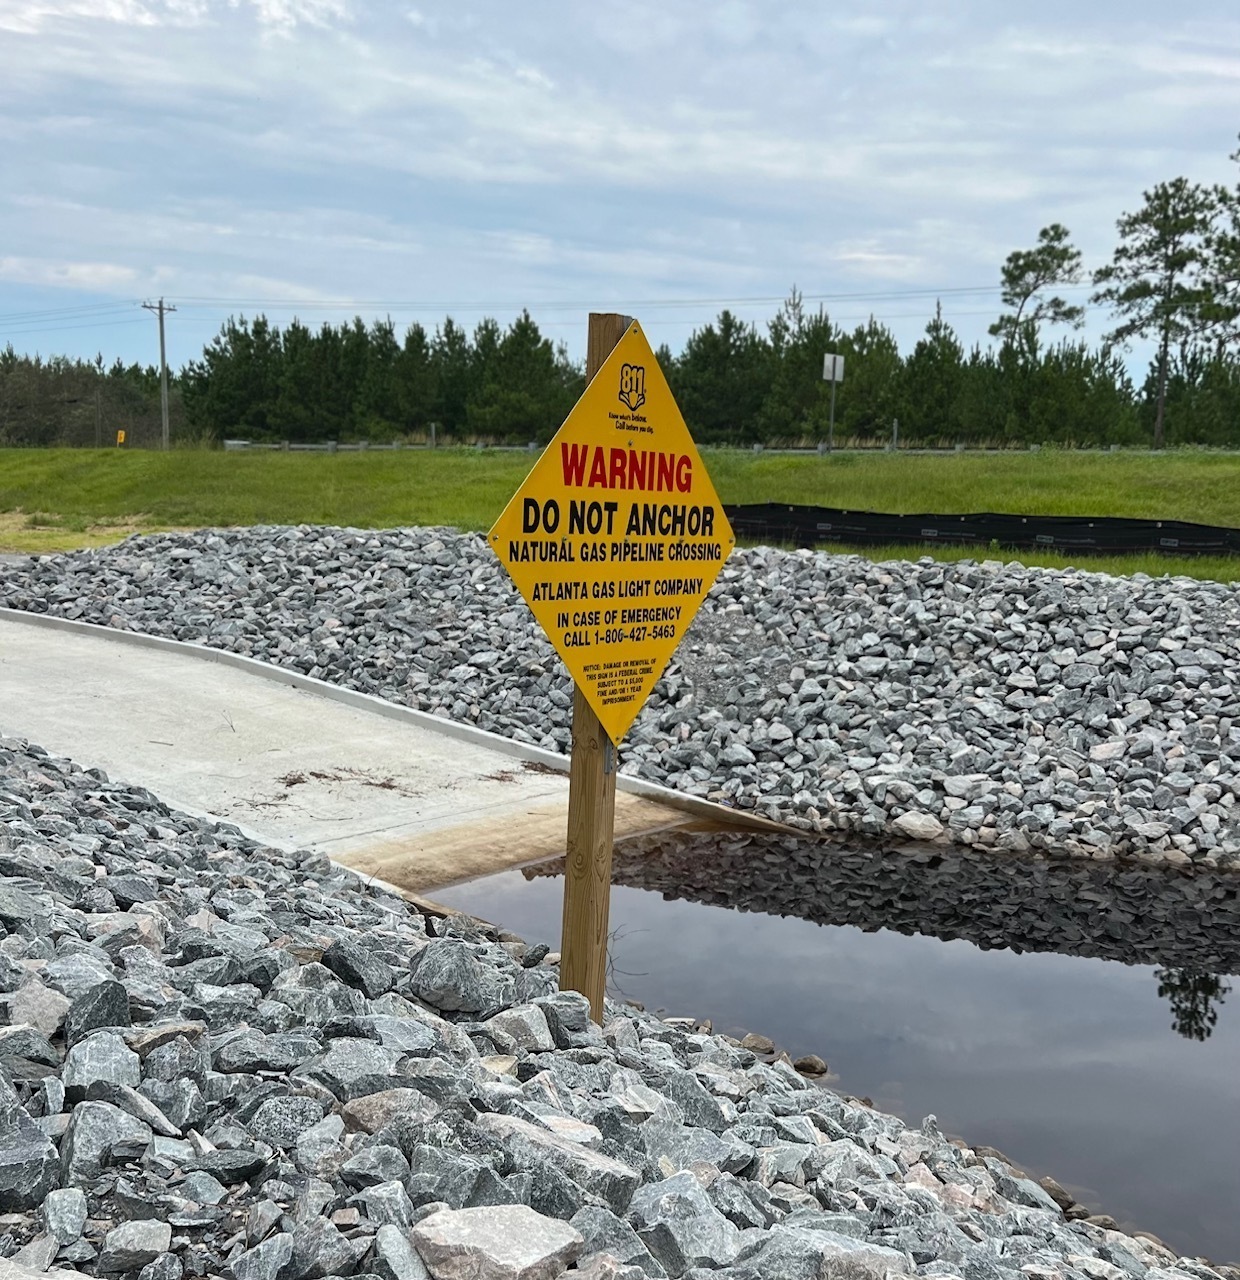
[618, 363, 646, 412]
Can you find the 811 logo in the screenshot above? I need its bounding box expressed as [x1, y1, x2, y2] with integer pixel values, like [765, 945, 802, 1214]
[618, 363, 646, 412]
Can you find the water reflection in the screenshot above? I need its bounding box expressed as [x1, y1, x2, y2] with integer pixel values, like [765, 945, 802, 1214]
[527, 831, 1240, 1040]
[442, 834, 1240, 1261]
[1155, 969, 1231, 1042]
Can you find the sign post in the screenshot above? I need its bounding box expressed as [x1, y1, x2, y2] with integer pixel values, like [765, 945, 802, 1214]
[822, 353, 845, 452]
[490, 314, 733, 1021]
[561, 312, 627, 1023]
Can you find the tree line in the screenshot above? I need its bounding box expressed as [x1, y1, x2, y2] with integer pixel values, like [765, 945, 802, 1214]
[0, 350, 187, 450]
[3, 141, 1238, 450]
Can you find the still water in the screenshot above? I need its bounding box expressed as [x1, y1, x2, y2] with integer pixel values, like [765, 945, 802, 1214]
[438, 832, 1240, 1264]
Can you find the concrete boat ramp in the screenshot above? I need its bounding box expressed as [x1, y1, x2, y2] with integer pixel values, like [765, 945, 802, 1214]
[0, 608, 776, 896]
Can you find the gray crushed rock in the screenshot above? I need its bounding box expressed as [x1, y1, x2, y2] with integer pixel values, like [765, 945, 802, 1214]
[0, 733, 1235, 1278]
[3, 526, 1239, 870]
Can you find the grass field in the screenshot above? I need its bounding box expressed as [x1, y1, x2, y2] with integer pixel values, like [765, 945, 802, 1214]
[2, 447, 1239, 581]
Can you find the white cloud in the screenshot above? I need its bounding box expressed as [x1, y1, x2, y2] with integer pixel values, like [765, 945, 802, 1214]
[0, 255, 139, 290]
[0, 0, 345, 34]
[2, 0, 1237, 367]
[0, 0, 208, 32]
[237, 0, 349, 33]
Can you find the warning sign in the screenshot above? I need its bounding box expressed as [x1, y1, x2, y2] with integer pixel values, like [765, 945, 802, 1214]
[490, 320, 733, 745]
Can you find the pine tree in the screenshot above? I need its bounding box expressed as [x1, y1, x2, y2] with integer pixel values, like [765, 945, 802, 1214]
[1201, 138, 1240, 351]
[990, 223, 1085, 349]
[672, 310, 773, 443]
[899, 303, 965, 443]
[1091, 178, 1216, 448]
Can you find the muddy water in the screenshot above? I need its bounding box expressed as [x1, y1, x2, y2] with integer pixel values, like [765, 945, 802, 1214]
[438, 833, 1240, 1264]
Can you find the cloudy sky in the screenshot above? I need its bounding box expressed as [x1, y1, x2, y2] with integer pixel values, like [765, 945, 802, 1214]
[1, 0, 1236, 373]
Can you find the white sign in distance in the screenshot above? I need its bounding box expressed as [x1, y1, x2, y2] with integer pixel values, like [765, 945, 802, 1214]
[822, 353, 845, 383]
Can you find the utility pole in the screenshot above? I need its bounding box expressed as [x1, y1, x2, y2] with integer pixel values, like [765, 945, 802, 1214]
[142, 298, 176, 450]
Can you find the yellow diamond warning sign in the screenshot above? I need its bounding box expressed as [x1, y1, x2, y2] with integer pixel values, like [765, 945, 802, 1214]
[490, 320, 734, 745]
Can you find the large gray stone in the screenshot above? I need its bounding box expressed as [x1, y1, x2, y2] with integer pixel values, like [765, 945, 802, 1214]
[323, 935, 395, 998]
[181, 1170, 229, 1205]
[477, 1113, 640, 1214]
[734, 1226, 913, 1280]
[65, 978, 132, 1045]
[142, 1033, 209, 1084]
[572, 1260, 648, 1280]
[248, 1094, 326, 1147]
[188, 1147, 268, 1185]
[405, 1143, 503, 1211]
[137, 1078, 207, 1131]
[342, 1087, 439, 1135]
[891, 812, 945, 841]
[411, 1204, 583, 1280]
[340, 1142, 411, 1189]
[639, 1064, 727, 1133]
[61, 1101, 153, 1184]
[0, 1118, 59, 1211]
[299, 1037, 405, 1100]
[0, 885, 48, 931]
[641, 1118, 754, 1176]
[0, 1076, 59, 1211]
[138, 1253, 182, 1280]
[229, 1232, 295, 1280]
[484, 1005, 556, 1054]
[352, 1179, 416, 1228]
[42, 951, 115, 1000]
[216, 1030, 323, 1075]
[97, 1219, 173, 1273]
[373, 1224, 432, 1280]
[570, 1206, 668, 1278]
[0, 1023, 59, 1065]
[84, 1081, 181, 1137]
[6, 981, 70, 1037]
[7, 1237, 58, 1274]
[287, 1216, 372, 1279]
[409, 941, 514, 1017]
[105, 873, 160, 907]
[627, 1172, 742, 1278]
[295, 1114, 348, 1178]
[41, 1186, 88, 1244]
[62, 1031, 140, 1096]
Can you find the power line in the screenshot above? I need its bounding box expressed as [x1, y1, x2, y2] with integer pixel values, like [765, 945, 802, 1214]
[169, 283, 1022, 312]
[0, 301, 141, 325]
[0, 282, 1100, 340]
[0, 317, 151, 339]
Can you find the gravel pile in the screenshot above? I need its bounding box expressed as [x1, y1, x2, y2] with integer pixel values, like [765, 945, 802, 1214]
[2, 733, 1237, 1280]
[3, 526, 1239, 870]
[530, 830, 1240, 975]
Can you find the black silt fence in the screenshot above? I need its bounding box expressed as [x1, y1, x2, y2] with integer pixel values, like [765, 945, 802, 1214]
[724, 503, 1240, 557]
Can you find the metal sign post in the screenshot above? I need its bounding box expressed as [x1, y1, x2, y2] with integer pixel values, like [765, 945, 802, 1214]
[822, 353, 845, 452]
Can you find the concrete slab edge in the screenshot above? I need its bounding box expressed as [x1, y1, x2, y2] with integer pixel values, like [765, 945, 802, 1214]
[0, 606, 789, 834]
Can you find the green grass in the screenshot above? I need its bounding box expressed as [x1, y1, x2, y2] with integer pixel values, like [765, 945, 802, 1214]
[2, 446, 1239, 581]
[706, 449, 1240, 523]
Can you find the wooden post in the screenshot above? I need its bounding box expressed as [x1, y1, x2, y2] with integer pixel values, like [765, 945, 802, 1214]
[560, 312, 630, 1023]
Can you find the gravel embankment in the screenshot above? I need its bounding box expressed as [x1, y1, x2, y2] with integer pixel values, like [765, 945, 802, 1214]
[2, 734, 1236, 1279]
[2, 526, 1239, 870]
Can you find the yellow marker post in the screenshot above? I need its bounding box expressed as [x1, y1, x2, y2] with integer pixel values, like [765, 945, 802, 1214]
[116, 430, 126, 447]
[491, 315, 733, 1019]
